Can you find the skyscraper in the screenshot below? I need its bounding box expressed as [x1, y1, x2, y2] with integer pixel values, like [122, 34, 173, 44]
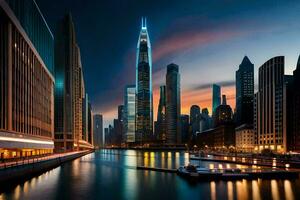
[118, 105, 125, 143]
[156, 85, 167, 142]
[166, 63, 181, 144]
[135, 18, 153, 143]
[236, 56, 254, 126]
[190, 105, 201, 136]
[0, 0, 54, 159]
[289, 56, 300, 152]
[54, 14, 92, 152]
[180, 115, 190, 143]
[124, 85, 136, 143]
[212, 84, 221, 114]
[93, 114, 103, 148]
[256, 56, 286, 153]
[200, 108, 211, 132]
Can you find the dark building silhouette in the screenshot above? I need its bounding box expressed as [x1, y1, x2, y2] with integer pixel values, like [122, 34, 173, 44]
[118, 105, 125, 143]
[288, 56, 300, 152]
[180, 115, 190, 143]
[190, 105, 201, 136]
[93, 114, 103, 148]
[156, 85, 167, 142]
[235, 56, 254, 126]
[212, 84, 221, 114]
[124, 85, 135, 143]
[166, 63, 181, 144]
[200, 108, 212, 132]
[0, 0, 54, 158]
[213, 95, 233, 127]
[135, 18, 153, 143]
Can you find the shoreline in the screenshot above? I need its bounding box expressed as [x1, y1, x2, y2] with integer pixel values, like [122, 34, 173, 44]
[0, 150, 93, 192]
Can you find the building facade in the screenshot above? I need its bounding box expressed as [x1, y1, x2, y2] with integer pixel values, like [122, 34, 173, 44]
[200, 108, 211, 133]
[166, 63, 181, 144]
[235, 124, 256, 152]
[190, 105, 201, 136]
[256, 56, 286, 153]
[93, 114, 103, 148]
[135, 18, 153, 143]
[212, 84, 221, 114]
[124, 85, 135, 143]
[236, 56, 254, 126]
[289, 56, 300, 152]
[180, 115, 189, 144]
[156, 85, 167, 142]
[213, 95, 233, 128]
[0, 0, 54, 159]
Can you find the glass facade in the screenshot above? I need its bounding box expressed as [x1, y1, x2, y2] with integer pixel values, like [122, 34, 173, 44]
[5, 0, 54, 74]
[212, 84, 221, 115]
[125, 86, 136, 143]
[135, 18, 153, 143]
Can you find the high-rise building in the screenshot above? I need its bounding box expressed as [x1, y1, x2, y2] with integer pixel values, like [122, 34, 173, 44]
[213, 95, 233, 127]
[235, 56, 254, 126]
[82, 93, 89, 142]
[166, 63, 181, 144]
[212, 84, 221, 114]
[104, 127, 109, 146]
[54, 14, 92, 151]
[156, 85, 167, 142]
[124, 85, 135, 143]
[190, 105, 201, 136]
[93, 114, 103, 148]
[256, 56, 286, 153]
[118, 105, 125, 143]
[180, 115, 190, 143]
[0, 0, 55, 159]
[135, 18, 153, 143]
[200, 108, 211, 132]
[87, 102, 93, 145]
[290, 56, 300, 152]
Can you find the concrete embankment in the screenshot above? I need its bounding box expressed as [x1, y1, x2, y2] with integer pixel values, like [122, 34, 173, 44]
[0, 150, 93, 188]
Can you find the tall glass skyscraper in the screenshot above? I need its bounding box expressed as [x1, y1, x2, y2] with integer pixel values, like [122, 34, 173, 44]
[166, 63, 181, 144]
[135, 18, 153, 143]
[236, 56, 254, 126]
[125, 85, 136, 143]
[156, 85, 167, 142]
[212, 84, 221, 114]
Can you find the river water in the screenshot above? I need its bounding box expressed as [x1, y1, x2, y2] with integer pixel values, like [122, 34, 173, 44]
[0, 149, 299, 200]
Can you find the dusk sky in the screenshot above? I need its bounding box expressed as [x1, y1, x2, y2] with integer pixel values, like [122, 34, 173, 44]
[37, 0, 300, 127]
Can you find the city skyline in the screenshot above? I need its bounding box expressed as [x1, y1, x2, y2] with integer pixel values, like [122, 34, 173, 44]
[37, 0, 300, 127]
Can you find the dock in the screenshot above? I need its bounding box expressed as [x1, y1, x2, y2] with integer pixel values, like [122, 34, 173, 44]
[136, 166, 300, 181]
[136, 166, 177, 173]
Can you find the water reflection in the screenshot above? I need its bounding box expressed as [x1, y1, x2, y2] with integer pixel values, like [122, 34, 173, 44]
[0, 149, 299, 200]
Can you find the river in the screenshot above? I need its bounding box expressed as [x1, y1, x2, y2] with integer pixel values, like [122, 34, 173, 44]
[0, 149, 299, 200]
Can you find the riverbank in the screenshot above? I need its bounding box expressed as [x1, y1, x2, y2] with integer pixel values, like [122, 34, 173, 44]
[0, 150, 93, 191]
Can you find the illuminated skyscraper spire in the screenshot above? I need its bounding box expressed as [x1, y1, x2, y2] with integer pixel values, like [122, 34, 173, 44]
[135, 17, 153, 143]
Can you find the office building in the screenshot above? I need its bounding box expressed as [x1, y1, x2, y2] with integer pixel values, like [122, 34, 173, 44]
[124, 85, 135, 143]
[289, 56, 300, 152]
[256, 56, 286, 153]
[180, 115, 189, 143]
[236, 56, 254, 126]
[200, 108, 211, 132]
[135, 18, 153, 143]
[213, 95, 233, 127]
[212, 84, 221, 114]
[166, 63, 181, 144]
[156, 85, 167, 142]
[0, 0, 54, 159]
[190, 105, 201, 136]
[93, 114, 103, 148]
[235, 124, 256, 152]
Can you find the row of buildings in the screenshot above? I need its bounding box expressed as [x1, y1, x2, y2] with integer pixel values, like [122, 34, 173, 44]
[104, 19, 300, 154]
[196, 56, 300, 154]
[0, 0, 102, 159]
[105, 19, 182, 147]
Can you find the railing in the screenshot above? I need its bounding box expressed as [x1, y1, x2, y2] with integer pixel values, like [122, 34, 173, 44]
[0, 151, 90, 170]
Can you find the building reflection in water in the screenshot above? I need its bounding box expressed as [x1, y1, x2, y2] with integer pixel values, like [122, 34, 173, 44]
[123, 150, 138, 200]
[271, 180, 280, 200]
[184, 152, 189, 165]
[252, 180, 261, 200]
[227, 181, 233, 200]
[210, 181, 216, 200]
[284, 180, 294, 200]
[236, 180, 248, 200]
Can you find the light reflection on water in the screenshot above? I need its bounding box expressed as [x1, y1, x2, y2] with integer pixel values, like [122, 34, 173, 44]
[0, 149, 299, 200]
